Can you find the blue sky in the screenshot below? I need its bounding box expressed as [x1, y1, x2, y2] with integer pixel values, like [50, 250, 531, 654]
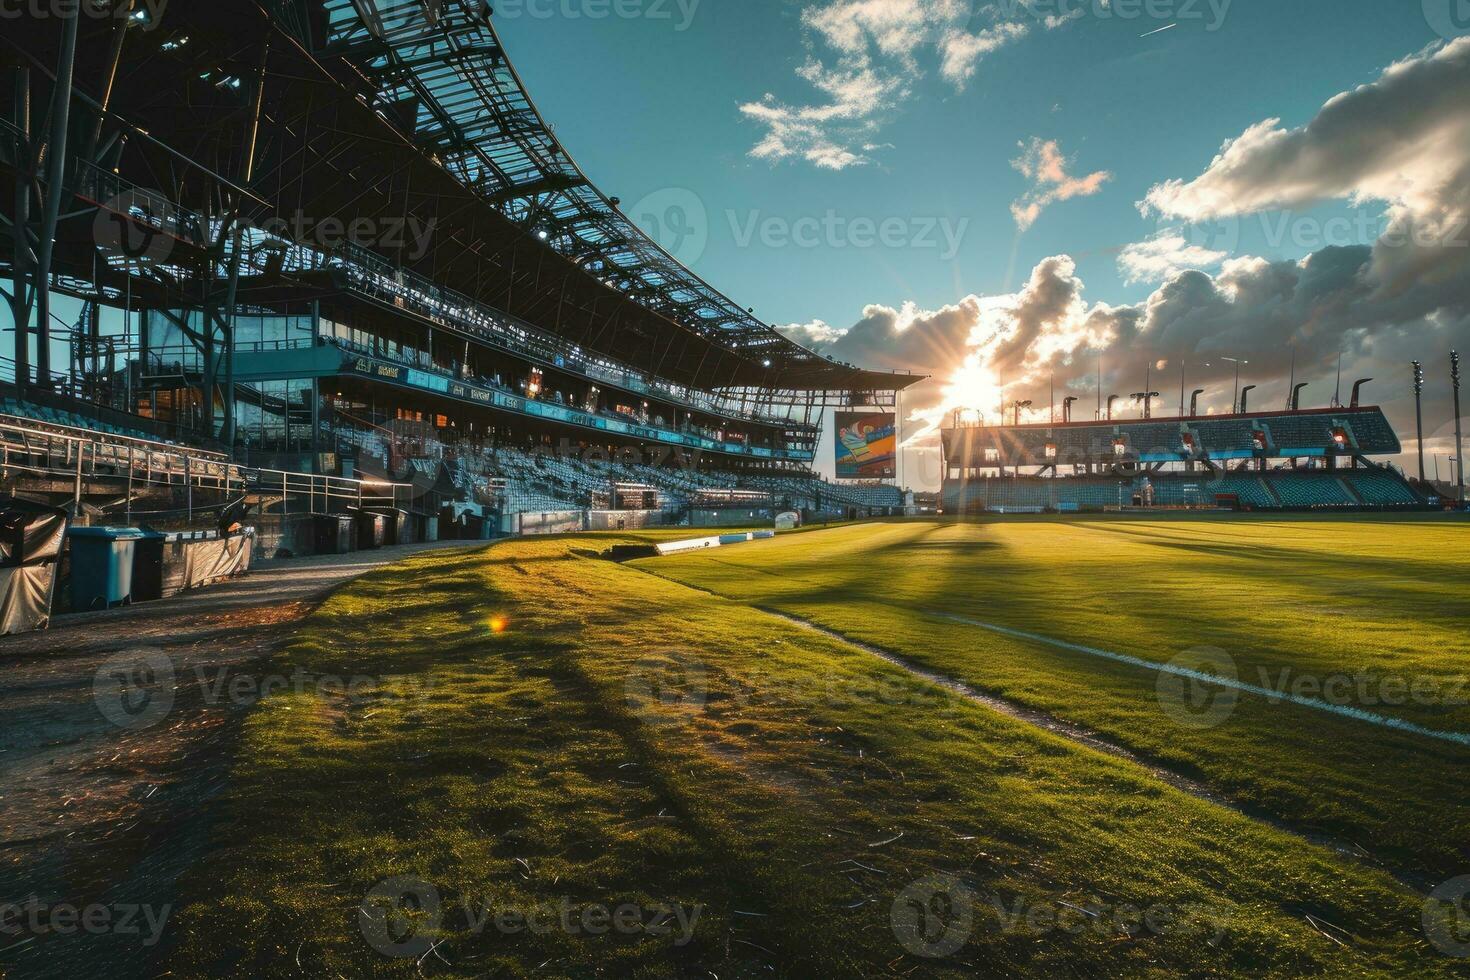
[499, 0, 1437, 321]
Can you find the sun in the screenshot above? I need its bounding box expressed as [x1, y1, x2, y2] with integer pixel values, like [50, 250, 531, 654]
[938, 358, 1004, 423]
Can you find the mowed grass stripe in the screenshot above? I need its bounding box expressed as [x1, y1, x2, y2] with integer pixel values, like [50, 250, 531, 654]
[927, 610, 1470, 746]
[169, 532, 1456, 976]
[642, 518, 1470, 876]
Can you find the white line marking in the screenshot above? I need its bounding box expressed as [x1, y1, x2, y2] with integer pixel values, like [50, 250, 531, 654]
[1140, 23, 1178, 38]
[928, 611, 1470, 747]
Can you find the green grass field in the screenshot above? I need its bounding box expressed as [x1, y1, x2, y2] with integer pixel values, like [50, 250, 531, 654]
[166, 518, 1470, 977]
[645, 516, 1470, 878]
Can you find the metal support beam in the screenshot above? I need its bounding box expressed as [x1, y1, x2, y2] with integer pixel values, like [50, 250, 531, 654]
[35, 0, 82, 387]
[88, 0, 136, 160]
[9, 66, 30, 397]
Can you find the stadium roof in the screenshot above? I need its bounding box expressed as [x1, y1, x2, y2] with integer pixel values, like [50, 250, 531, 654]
[265, 0, 921, 393]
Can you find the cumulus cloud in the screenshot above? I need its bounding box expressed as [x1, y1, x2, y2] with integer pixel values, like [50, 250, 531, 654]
[1118, 231, 1229, 284]
[1009, 138, 1111, 231]
[780, 294, 1007, 374]
[1142, 37, 1470, 227]
[800, 241, 1468, 459]
[740, 1, 1045, 169]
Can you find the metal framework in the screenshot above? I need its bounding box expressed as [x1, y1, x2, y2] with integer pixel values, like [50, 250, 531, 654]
[0, 0, 920, 475]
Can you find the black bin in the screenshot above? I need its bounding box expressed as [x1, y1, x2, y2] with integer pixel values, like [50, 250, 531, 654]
[372, 509, 410, 546]
[355, 511, 386, 550]
[312, 514, 355, 555]
[131, 530, 168, 603]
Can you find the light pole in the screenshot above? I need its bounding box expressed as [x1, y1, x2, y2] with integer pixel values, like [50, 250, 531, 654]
[1221, 357, 1247, 414]
[1412, 360, 1425, 484]
[1179, 359, 1210, 416]
[1453, 350, 1464, 505]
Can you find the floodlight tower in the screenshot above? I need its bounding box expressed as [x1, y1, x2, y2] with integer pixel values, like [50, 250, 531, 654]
[1411, 361, 1425, 484]
[1239, 384, 1256, 414]
[1106, 395, 1119, 420]
[1453, 351, 1464, 505]
[1063, 396, 1079, 423]
[1012, 400, 1033, 427]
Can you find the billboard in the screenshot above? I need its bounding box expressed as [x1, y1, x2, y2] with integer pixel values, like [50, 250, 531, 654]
[834, 412, 896, 480]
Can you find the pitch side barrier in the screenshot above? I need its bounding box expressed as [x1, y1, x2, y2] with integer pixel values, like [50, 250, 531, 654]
[652, 531, 775, 556]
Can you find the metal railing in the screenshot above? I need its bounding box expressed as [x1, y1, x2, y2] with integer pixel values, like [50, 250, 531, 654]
[74, 160, 212, 253]
[0, 413, 408, 522]
[71, 164, 811, 433]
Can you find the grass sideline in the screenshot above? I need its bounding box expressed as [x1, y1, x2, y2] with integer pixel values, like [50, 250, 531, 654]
[643, 517, 1470, 877]
[165, 527, 1456, 976]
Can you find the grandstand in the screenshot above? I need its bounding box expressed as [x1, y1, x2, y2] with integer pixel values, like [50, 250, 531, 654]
[940, 405, 1428, 513]
[0, 1, 917, 555]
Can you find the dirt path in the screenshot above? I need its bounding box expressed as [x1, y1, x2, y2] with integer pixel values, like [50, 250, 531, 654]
[0, 540, 477, 980]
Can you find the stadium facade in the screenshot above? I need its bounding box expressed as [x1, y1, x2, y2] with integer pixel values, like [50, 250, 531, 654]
[940, 404, 1428, 513]
[0, 0, 921, 546]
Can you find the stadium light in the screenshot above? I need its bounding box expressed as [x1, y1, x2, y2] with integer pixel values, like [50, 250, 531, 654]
[1179, 359, 1210, 416]
[1412, 361, 1426, 483]
[1221, 357, 1247, 413]
[1290, 382, 1309, 412]
[1106, 394, 1119, 420]
[1453, 351, 1464, 505]
[1239, 384, 1256, 414]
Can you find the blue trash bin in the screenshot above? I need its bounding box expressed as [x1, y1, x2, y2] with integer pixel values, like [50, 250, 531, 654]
[68, 527, 144, 610]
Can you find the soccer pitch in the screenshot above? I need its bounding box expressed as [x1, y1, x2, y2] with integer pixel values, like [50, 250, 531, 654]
[167, 518, 1470, 977]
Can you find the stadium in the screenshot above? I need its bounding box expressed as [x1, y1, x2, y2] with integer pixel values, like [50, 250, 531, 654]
[940, 403, 1427, 513]
[0, 3, 1467, 979]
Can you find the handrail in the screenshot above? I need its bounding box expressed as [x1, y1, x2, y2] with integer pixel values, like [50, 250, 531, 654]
[0, 411, 229, 460]
[0, 412, 412, 521]
[73, 163, 812, 432]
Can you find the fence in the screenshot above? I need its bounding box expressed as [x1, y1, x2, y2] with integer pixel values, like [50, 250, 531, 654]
[0, 413, 408, 523]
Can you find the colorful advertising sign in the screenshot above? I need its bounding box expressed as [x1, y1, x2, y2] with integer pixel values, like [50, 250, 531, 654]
[834, 412, 896, 479]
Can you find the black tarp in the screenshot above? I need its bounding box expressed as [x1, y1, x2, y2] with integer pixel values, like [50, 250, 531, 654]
[0, 498, 68, 635]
